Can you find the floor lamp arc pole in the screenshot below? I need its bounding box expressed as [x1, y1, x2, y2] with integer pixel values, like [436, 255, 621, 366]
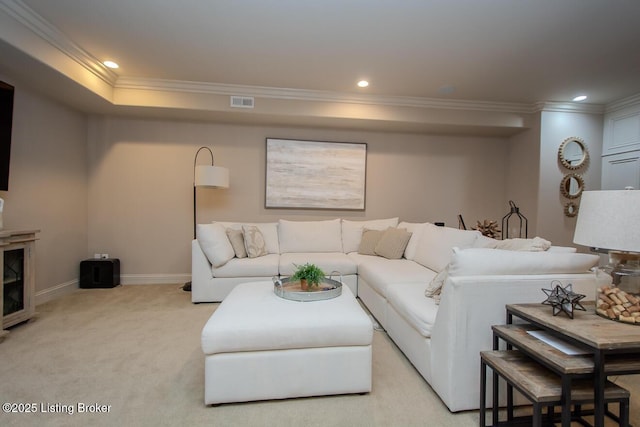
[185, 146, 229, 291]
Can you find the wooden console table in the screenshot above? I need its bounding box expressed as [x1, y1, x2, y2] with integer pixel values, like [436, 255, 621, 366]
[1, 229, 39, 341]
[503, 303, 640, 427]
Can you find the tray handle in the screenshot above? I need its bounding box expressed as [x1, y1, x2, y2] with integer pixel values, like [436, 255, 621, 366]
[272, 276, 283, 288]
[328, 270, 343, 284]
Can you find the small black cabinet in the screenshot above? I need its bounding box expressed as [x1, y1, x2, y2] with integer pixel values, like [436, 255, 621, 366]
[80, 259, 120, 288]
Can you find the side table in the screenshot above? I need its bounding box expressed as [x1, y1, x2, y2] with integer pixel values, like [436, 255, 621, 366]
[80, 258, 120, 288]
[503, 303, 640, 427]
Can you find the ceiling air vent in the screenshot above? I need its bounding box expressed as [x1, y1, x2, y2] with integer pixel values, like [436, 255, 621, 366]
[230, 96, 255, 109]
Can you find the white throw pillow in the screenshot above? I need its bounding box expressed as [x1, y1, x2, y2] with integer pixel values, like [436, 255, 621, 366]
[217, 222, 280, 254]
[242, 225, 268, 258]
[412, 224, 480, 272]
[425, 265, 449, 298]
[196, 223, 235, 268]
[278, 219, 343, 253]
[341, 218, 399, 253]
[475, 236, 551, 252]
[448, 247, 599, 276]
[398, 221, 427, 260]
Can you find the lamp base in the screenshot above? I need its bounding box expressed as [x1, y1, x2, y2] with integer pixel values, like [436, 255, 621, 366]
[595, 251, 640, 324]
[182, 281, 191, 292]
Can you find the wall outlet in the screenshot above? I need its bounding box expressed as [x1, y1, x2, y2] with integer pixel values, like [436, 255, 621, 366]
[101, 253, 109, 259]
[94, 253, 101, 259]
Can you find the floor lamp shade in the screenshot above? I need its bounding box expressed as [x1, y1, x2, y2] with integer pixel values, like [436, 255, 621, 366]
[195, 165, 229, 189]
[573, 190, 640, 252]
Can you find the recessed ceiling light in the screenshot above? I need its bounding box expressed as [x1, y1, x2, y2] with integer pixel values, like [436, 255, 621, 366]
[103, 60, 119, 69]
[572, 95, 587, 102]
[357, 80, 369, 88]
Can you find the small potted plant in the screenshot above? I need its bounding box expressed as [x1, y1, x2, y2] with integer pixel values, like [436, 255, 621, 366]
[290, 263, 325, 291]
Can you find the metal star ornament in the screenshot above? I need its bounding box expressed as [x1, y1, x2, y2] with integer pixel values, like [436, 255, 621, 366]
[541, 281, 586, 319]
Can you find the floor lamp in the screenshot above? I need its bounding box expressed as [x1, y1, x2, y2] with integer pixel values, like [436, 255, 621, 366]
[183, 146, 229, 291]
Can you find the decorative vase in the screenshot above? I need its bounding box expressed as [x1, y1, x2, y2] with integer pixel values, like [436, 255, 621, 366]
[300, 279, 308, 291]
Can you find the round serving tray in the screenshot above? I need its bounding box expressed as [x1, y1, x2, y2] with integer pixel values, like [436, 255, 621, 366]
[273, 277, 342, 302]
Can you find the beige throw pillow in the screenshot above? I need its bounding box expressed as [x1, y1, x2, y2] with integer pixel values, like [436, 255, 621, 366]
[226, 228, 247, 258]
[358, 229, 385, 255]
[242, 225, 268, 258]
[374, 227, 412, 259]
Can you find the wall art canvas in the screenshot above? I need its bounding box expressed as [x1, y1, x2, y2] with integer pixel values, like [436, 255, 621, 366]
[265, 138, 367, 210]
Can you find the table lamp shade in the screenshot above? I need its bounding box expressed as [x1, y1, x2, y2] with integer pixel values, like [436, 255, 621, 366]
[195, 165, 229, 189]
[573, 190, 640, 253]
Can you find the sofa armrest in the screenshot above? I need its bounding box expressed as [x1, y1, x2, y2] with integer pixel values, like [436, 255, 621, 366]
[192, 239, 213, 286]
[428, 272, 596, 412]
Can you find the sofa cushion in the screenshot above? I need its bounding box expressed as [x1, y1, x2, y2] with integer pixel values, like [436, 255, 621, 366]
[279, 252, 358, 276]
[448, 247, 599, 276]
[352, 254, 436, 298]
[242, 225, 268, 258]
[413, 224, 480, 272]
[398, 221, 427, 260]
[226, 228, 247, 258]
[358, 229, 385, 255]
[279, 219, 343, 253]
[342, 218, 399, 253]
[197, 223, 235, 268]
[217, 222, 280, 254]
[212, 254, 280, 278]
[386, 282, 439, 338]
[375, 227, 412, 259]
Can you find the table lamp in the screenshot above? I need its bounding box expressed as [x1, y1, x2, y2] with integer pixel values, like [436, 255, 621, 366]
[573, 189, 640, 324]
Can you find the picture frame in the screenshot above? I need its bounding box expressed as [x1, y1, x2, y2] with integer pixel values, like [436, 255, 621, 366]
[265, 138, 367, 210]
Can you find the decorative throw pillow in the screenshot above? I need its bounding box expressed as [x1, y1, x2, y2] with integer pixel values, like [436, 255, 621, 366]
[425, 266, 448, 300]
[226, 228, 247, 259]
[358, 229, 385, 255]
[341, 218, 399, 253]
[374, 227, 412, 259]
[196, 223, 235, 268]
[242, 225, 268, 258]
[493, 237, 552, 252]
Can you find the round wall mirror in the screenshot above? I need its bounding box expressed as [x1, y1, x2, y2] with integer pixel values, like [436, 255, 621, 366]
[560, 173, 585, 199]
[558, 137, 589, 170]
[564, 201, 578, 217]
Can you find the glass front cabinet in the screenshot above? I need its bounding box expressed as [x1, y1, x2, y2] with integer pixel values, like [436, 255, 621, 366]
[1, 230, 38, 340]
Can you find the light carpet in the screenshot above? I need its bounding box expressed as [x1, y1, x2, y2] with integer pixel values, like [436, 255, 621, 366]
[0, 284, 637, 426]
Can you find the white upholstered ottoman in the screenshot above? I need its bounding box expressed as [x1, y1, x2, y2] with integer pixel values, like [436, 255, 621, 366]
[201, 281, 373, 405]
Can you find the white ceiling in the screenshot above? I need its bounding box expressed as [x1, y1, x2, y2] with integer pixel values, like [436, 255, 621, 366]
[2, 0, 640, 132]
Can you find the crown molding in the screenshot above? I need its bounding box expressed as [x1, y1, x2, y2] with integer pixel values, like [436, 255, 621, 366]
[605, 92, 640, 114]
[115, 76, 535, 114]
[533, 101, 604, 115]
[0, 0, 118, 86]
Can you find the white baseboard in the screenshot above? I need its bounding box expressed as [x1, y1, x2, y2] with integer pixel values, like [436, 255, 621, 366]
[34, 274, 192, 305]
[120, 274, 191, 285]
[35, 279, 78, 305]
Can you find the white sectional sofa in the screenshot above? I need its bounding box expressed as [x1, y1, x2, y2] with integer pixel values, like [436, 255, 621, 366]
[192, 218, 599, 412]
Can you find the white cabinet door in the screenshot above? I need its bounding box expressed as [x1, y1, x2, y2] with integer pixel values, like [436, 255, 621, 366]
[602, 151, 640, 190]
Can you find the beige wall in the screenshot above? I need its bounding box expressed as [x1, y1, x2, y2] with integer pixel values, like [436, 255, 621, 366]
[537, 111, 603, 248]
[0, 76, 88, 299]
[0, 81, 606, 294]
[87, 116, 510, 281]
[505, 114, 541, 237]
